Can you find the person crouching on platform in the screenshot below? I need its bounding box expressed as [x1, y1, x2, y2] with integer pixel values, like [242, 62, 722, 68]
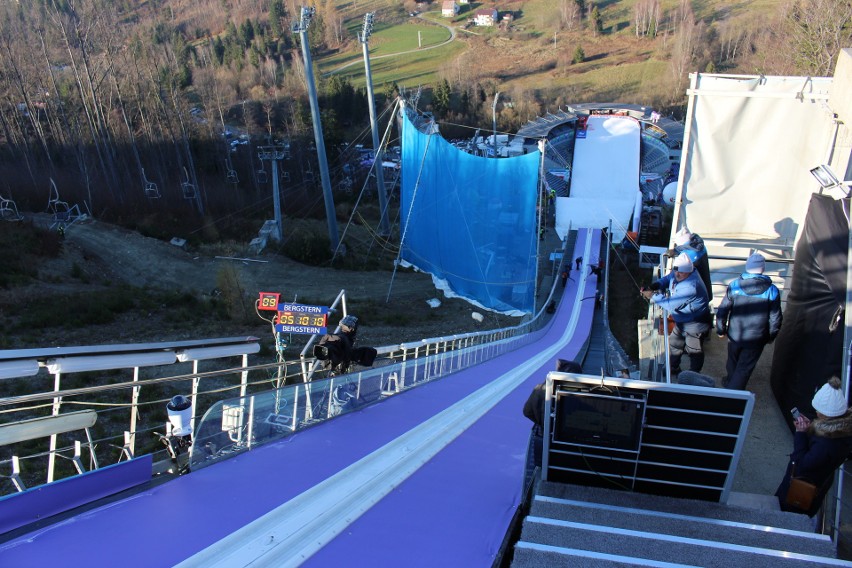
[641, 252, 712, 374]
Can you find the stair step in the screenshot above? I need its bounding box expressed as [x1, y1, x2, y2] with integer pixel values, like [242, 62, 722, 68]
[518, 516, 852, 567]
[537, 481, 814, 533]
[530, 495, 834, 557]
[513, 540, 700, 567]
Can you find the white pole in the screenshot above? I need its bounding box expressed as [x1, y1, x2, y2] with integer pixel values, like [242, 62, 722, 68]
[130, 366, 141, 455]
[47, 372, 61, 483]
[191, 360, 200, 436]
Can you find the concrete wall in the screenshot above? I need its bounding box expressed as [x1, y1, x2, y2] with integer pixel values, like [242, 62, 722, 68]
[829, 48, 852, 179]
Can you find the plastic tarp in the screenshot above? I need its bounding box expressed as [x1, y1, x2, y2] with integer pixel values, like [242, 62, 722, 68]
[677, 74, 836, 243]
[400, 111, 541, 314]
[770, 193, 849, 420]
[555, 115, 641, 243]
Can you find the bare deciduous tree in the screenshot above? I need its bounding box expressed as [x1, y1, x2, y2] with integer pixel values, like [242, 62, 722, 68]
[634, 0, 660, 38]
[559, 0, 582, 31]
[667, 0, 705, 102]
[783, 0, 852, 76]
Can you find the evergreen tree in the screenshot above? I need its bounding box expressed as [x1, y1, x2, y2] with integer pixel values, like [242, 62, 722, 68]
[432, 79, 451, 116]
[590, 5, 603, 33]
[212, 37, 225, 65]
[269, 0, 284, 37]
[239, 19, 255, 47]
[572, 46, 585, 64]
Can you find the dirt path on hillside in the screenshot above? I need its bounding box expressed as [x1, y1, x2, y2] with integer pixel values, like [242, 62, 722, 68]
[62, 217, 436, 301]
[12, 215, 520, 350]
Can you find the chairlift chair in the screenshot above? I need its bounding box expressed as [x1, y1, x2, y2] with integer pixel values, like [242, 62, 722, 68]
[47, 178, 81, 228]
[281, 171, 290, 182]
[181, 167, 197, 200]
[142, 168, 160, 199]
[0, 193, 23, 221]
[225, 156, 239, 185]
[256, 164, 268, 184]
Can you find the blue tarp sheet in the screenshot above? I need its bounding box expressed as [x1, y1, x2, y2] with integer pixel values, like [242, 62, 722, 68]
[400, 111, 541, 313]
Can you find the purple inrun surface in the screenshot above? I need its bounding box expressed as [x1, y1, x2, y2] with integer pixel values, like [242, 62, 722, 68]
[0, 229, 600, 568]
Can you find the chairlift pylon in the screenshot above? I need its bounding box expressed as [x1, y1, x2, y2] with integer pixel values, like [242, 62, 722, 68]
[181, 167, 197, 199]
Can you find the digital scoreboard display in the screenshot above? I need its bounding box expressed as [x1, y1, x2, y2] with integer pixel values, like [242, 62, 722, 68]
[274, 302, 329, 335]
[258, 292, 280, 311]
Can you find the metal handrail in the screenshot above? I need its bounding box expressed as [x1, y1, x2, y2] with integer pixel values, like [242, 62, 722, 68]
[0, 236, 571, 495]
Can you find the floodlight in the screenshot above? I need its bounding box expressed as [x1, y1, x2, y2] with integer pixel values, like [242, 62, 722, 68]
[46, 351, 177, 374]
[810, 165, 841, 189]
[0, 359, 39, 380]
[176, 343, 260, 362]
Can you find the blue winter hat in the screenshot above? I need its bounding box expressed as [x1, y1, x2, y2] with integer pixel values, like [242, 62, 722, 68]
[745, 253, 765, 274]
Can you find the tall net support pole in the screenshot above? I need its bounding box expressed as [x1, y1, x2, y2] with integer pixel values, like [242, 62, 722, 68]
[258, 146, 287, 241]
[294, 6, 340, 250]
[359, 13, 391, 237]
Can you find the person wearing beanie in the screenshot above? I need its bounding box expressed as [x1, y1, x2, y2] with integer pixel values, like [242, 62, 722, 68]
[522, 359, 583, 486]
[776, 376, 852, 517]
[666, 226, 712, 298]
[674, 227, 692, 247]
[716, 252, 782, 390]
[641, 250, 711, 373]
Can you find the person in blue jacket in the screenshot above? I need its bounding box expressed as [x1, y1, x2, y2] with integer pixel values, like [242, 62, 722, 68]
[715, 253, 783, 390]
[641, 252, 711, 373]
[776, 376, 852, 517]
[667, 227, 712, 299]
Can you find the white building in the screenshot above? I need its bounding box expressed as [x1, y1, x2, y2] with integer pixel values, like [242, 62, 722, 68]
[474, 8, 498, 26]
[441, 1, 459, 17]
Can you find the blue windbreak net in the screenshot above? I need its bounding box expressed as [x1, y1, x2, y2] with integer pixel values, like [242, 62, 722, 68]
[400, 110, 541, 314]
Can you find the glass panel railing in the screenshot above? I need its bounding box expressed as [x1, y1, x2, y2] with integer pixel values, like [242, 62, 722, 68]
[189, 325, 550, 471]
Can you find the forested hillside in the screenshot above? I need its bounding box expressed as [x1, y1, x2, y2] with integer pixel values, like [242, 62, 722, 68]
[0, 0, 848, 242]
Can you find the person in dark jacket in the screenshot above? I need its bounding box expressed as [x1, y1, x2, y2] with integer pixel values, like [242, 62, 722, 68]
[716, 253, 783, 390]
[667, 227, 712, 299]
[523, 359, 583, 481]
[776, 376, 852, 517]
[641, 252, 711, 373]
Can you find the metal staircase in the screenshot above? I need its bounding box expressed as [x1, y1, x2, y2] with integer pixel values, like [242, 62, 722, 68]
[513, 481, 849, 567]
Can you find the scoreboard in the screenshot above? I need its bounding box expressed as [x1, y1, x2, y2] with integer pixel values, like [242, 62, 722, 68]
[258, 292, 329, 335]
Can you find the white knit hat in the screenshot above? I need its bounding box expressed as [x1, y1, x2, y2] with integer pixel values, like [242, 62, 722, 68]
[812, 377, 848, 418]
[745, 253, 765, 274]
[673, 252, 694, 273]
[674, 227, 692, 246]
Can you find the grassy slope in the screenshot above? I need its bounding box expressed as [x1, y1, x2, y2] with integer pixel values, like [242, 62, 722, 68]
[319, 0, 781, 106]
